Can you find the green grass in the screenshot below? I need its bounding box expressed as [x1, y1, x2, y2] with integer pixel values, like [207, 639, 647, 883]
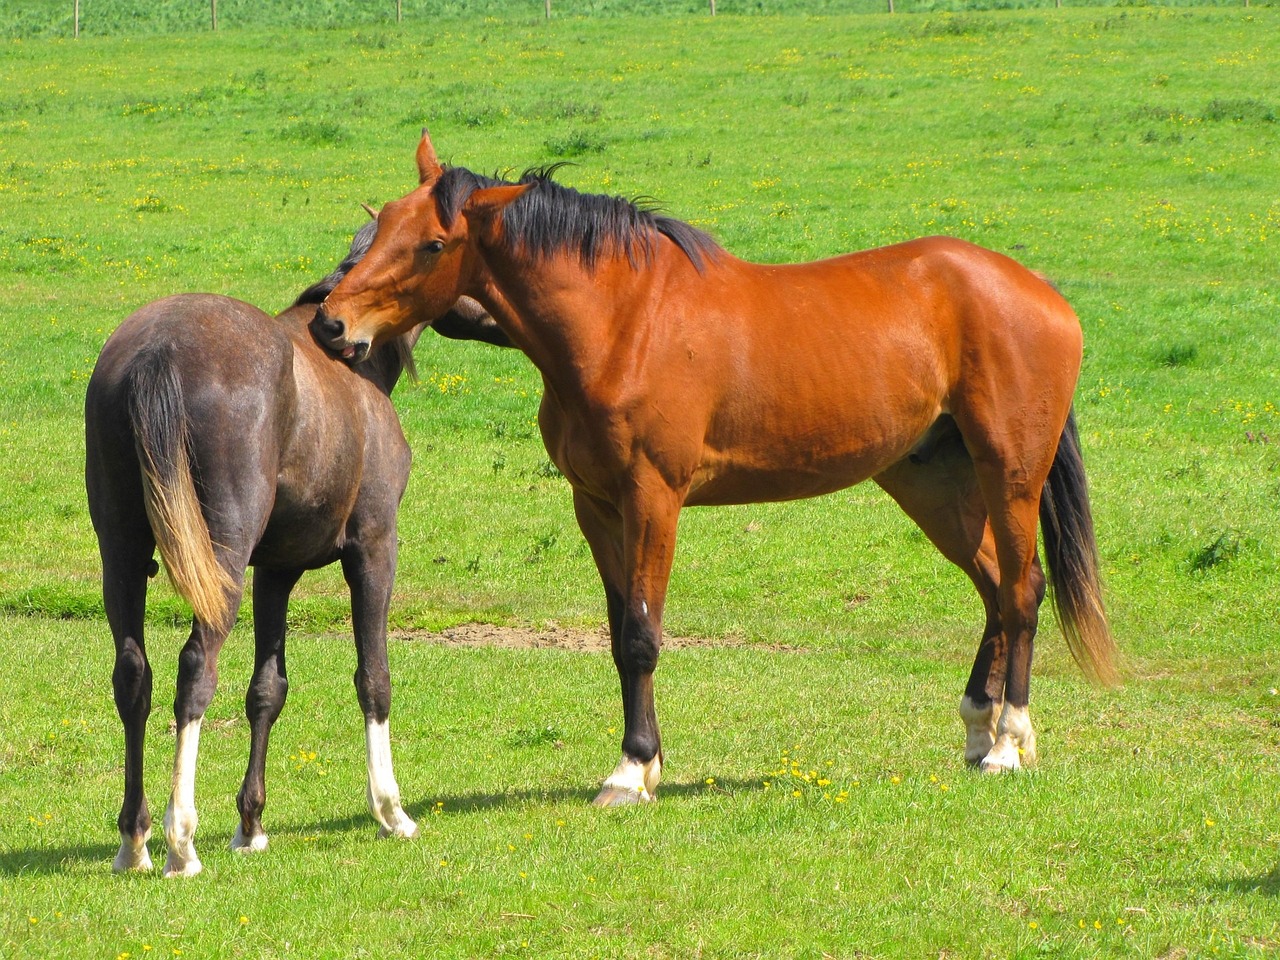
[1, 7, 1279, 958]
[6, 0, 1272, 41]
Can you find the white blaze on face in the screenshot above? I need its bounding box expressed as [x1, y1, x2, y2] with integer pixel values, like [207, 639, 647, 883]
[980, 703, 1037, 774]
[365, 719, 419, 839]
[162, 718, 204, 877]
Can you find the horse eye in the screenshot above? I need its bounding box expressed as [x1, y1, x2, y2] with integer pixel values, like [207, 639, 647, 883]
[422, 240, 445, 255]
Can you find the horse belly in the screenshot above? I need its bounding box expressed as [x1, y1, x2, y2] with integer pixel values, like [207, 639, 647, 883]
[684, 445, 899, 507]
[251, 507, 346, 570]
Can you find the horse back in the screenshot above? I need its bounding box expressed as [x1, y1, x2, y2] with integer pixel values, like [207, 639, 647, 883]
[605, 236, 1081, 505]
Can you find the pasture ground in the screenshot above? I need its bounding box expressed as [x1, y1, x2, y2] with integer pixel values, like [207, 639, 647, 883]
[1, 7, 1278, 958]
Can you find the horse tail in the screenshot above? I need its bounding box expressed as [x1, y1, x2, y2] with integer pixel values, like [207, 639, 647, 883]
[1039, 408, 1118, 686]
[127, 348, 235, 629]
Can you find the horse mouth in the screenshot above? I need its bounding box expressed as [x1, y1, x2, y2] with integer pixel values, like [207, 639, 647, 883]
[311, 326, 370, 364]
[340, 341, 370, 364]
[309, 309, 370, 364]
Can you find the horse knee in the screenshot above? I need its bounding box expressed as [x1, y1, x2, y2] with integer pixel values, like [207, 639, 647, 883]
[246, 666, 288, 725]
[615, 614, 660, 675]
[1031, 563, 1047, 607]
[113, 644, 152, 717]
[175, 643, 218, 721]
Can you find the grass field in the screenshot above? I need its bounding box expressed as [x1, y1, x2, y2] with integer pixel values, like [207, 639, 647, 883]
[1, 6, 1278, 958]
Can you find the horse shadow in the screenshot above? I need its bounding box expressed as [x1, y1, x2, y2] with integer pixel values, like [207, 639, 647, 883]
[1211, 863, 1280, 898]
[0, 842, 121, 878]
[289, 776, 758, 836]
[0, 779, 754, 876]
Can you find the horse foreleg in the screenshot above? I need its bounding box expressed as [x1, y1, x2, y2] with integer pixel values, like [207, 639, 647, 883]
[576, 486, 678, 807]
[233, 566, 302, 855]
[342, 544, 418, 840]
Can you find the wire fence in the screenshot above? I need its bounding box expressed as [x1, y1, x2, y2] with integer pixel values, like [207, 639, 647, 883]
[3, 0, 1267, 40]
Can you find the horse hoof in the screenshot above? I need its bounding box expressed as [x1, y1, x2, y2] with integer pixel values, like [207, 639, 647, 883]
[592, 785, 653, 807]
[230, 825, 269, 854]
[112, 842, 154, 873]
[979, 745, 1022, 774]
[162, 854, 203, 878]
[377, 819, 420, 840]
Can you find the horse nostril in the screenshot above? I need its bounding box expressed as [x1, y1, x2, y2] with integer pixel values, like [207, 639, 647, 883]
[311, 307, 346, 344]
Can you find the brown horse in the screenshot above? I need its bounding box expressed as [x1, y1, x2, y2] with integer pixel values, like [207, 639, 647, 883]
[312, 132, 1116, 805]
[86, 218, 508, 875]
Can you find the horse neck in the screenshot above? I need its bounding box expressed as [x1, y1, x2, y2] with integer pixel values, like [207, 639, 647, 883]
[363, 329, 423, 396]
[475, 250, 654, 394]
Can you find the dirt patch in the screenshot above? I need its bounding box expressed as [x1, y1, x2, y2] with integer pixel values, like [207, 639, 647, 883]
[391, 622, 806, 653]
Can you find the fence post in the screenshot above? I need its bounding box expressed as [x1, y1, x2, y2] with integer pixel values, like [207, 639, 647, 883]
[74, 0, 80, 38]
[887, 0, 894, 11]
[710, 0, 716, 14]
[211, 0, 218, 30]
[397, 0, 402, 21]
[545, 0, 551, 18]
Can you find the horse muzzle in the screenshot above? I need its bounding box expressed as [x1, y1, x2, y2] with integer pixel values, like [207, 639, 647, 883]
[310, 306, 370, 364]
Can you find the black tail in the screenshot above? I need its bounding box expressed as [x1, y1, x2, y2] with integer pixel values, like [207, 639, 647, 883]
[1039, 409, 1118, 685]
[127, 348, 235, 628]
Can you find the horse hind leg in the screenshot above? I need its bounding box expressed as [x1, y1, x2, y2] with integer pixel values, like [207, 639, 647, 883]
[975, 545, 1046, 774]
[162, 567, 246, 877]
[89, 430, 159, 872]
[232, 566, 302, 855]
[874, 425, 1009, 767]
[102, 546, 157, 871]
[961, 435, 1055, 775]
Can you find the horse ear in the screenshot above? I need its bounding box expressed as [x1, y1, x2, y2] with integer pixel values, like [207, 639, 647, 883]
[416, 129, 442, 185]
[463, 184, 529, 221]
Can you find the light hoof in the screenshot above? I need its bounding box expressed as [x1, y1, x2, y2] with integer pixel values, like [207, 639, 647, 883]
[980, 752, 1021, 775]
[230, 824, 269, 854]
[376, 817, 420, 840]
[592, 784, 654, 807]
[960, 695, 1000, 767]
[112, 833, 154, 873]
[979, 739, 1035, 774]
[965, 740, 996, 767]
[162, 851, 203, 878]
[979, 704, 1037, 774]
[595, 754, 662, 807]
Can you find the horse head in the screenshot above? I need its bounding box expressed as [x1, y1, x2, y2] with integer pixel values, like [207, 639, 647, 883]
[311, 130, 525, 361]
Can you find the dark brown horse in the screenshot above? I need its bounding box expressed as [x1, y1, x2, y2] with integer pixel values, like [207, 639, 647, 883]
[86, 218, 507, 875]
[312, 133, 1117, 805]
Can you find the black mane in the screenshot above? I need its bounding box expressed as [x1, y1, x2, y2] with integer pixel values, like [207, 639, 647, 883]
[292, 219, 380, 307]
[434, 165, 721, 273]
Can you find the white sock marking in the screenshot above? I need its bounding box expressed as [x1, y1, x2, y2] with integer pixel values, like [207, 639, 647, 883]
[113, 827, 153, 872]
[366, 719, 418, 839]
[959, 695, 1001, 766]
[599, 753, 662, 803]
[980, 703, 1037, 774]
[162, 718, 204, 877]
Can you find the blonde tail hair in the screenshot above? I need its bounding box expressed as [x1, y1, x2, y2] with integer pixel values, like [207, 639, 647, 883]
[128, 351, 235, 629]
